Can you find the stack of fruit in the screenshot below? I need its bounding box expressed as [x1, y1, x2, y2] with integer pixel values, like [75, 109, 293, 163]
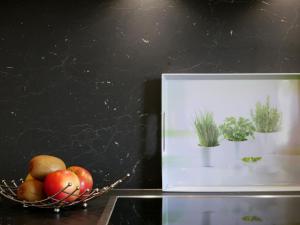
[17, 155, 93, 203]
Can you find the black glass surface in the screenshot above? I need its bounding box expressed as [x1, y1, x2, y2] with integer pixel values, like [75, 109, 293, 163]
[109, 198, 162, 225]
[108, 196, 300, 225]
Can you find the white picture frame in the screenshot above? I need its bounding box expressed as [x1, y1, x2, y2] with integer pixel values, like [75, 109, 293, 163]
[162, 73, 300, 192]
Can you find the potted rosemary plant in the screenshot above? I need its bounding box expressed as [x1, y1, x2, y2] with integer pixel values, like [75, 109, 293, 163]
[251, 96, 282, 133]
[251, 96, 282, 153]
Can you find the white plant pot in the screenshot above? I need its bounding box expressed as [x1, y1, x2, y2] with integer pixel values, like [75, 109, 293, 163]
[199, 146, 219, 167]
[234, 141, 241, 160]
[229, 140, 247, 170]
[255, 132, 278, 154]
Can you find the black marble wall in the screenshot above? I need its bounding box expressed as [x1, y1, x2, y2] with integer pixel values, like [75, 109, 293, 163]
[0, 0, 299, 188]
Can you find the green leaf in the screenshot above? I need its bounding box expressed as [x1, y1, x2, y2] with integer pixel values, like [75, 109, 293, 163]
[242, 215, 262, 222]
[242, 157, 262, 163]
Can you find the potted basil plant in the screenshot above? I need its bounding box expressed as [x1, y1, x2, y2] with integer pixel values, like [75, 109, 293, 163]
[220, 117, 255, 160]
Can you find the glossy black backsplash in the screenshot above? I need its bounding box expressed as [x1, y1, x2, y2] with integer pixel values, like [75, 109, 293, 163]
[0, 0, 299, 188]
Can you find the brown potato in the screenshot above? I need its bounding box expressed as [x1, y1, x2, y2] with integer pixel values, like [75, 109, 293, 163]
[29, 155, 66, 180]
[17, 179, 45, 202]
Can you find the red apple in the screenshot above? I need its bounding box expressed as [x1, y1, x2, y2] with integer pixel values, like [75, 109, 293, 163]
[67, 166, 93, 195]
[44, 170, 80, 202]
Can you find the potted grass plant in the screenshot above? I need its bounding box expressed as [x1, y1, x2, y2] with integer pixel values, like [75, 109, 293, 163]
[251, 96, 282, 153]
[194, 112, 220, 167]
[220, 117, 255, 160]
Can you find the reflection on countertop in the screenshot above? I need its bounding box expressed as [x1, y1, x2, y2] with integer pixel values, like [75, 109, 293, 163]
[1, 190, 300, 225]
[108, 192, 300, 225]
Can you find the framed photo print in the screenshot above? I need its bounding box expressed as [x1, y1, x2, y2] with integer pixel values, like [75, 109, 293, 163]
[162, 73, 300, 192]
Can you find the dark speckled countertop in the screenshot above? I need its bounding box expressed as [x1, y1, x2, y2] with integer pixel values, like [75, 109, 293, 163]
[0, 190, 110, 225]
[0, 190, 161, 225]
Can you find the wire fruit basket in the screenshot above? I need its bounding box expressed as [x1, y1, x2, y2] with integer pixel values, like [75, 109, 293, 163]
[0, 173, 130, 213]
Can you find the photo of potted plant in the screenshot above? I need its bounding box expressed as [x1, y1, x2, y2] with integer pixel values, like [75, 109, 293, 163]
[251, 96, 282, 133]
[194, 112, 220, 167]
[162, 74, 300, 191]
[251, 96, 282, 154]
[241, 156, 262, 173]
[220, 117, 255, 161]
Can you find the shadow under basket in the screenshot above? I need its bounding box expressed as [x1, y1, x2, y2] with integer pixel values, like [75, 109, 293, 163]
[0, 173, 130, 213]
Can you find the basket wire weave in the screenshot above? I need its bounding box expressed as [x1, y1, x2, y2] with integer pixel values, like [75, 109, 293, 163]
[0, 173, 130, 213]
